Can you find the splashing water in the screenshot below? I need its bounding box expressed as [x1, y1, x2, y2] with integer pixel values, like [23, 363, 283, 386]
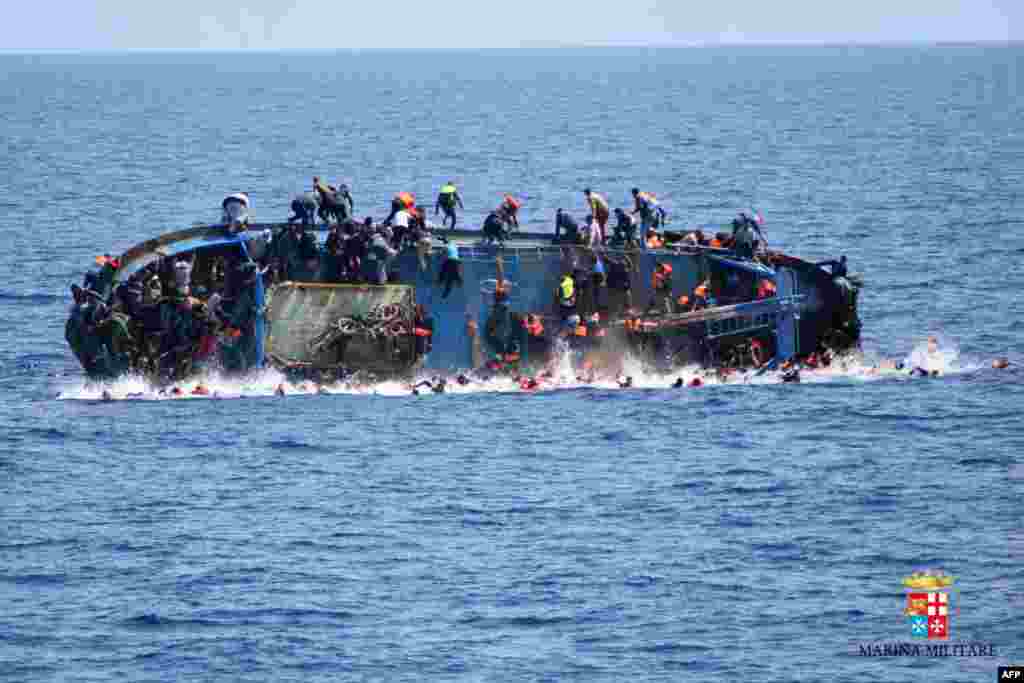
[55, 337, 987, 402]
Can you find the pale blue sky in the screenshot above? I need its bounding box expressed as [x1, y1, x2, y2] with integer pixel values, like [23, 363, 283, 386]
[0, 0, 1018, 49]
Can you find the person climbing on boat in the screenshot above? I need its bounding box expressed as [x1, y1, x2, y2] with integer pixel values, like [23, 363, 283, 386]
[384, 191, 416, 225]
[554, 208, 581, 244]
[496, 195, 521, 230]
[583, 188, 610, 242]
[289, 192, 318, 226]
[482, 211, 509, 245]
[610, 208, 638, 246]
[311, 177, 352, 225]
[434, 182, 464, 230]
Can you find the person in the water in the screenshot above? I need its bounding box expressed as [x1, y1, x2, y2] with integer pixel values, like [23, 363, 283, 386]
[412, 377, 447, 395]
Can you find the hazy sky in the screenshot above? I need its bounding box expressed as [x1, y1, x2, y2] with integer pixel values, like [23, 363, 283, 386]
[1, 0, 1018, 49]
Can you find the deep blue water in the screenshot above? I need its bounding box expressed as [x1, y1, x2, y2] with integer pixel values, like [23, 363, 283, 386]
[1, 46, 1022, 681]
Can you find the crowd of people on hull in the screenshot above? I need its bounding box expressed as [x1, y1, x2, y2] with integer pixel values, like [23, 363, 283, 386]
[67, 178, 782, 382]
[66, 250, 264, 381]
[225, 180, 769, 256]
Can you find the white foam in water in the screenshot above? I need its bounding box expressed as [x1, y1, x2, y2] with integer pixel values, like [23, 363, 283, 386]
[54, 337, 982, 401]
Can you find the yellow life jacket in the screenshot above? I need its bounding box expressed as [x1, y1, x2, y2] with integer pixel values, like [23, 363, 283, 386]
[440, 184, 457, 195]
[559, 276, 574, 302]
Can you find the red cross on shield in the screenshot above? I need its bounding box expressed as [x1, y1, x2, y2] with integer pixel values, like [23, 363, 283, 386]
[927, 592, 949, 640]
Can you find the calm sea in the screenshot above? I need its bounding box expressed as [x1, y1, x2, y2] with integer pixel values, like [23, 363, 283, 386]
[1, 46, 1021, 681]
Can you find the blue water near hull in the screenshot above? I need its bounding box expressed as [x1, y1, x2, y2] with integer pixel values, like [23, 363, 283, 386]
[1, 46, 1023, 680]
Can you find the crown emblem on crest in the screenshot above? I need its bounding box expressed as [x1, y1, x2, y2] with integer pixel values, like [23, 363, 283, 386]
[903, 570, 954, 640]
[902, 570, 955, 590]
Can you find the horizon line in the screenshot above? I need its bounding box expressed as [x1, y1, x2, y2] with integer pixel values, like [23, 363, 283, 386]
[1, 39, 1021, 55]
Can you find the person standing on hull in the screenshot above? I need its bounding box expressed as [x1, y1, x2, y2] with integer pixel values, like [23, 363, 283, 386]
[336, 183, 355, 218]
[731, 214, 762, 260]
[583, 188, 610, 243]
[222, 192, 251, 232]
[630, 188, 665, 248]
[434, 182, 464, 230]
[363, 228, 398, 285]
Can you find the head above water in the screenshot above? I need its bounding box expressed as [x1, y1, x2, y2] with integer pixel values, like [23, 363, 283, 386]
[583, 188, 591, 196]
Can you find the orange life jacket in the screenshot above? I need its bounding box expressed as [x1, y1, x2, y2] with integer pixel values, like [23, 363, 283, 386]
[575, 325, 588, 337]
[694, 283, 709, 298]
[502, 195, 521, 212]
[413, 327, 432, 337]
[757, 280, 777, 298]
[396, 192, 415, 208]
[524, 317, 544, 337]
[709, 238, 723, 248]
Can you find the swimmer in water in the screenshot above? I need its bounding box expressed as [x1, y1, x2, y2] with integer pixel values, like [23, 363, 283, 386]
[518, 376, 540, 391]
[456, 374, 471, 386]
[672, 377, 684, 388]
[412, 377, 447, 394]
[617, 375, 633, 389]
[992, 358, 1010, 369]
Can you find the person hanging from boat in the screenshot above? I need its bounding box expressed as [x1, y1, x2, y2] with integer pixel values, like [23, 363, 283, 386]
[434, 182, 464, 230]
[693, 279, 712, 309]
[220, 261, 262, 372]
[438, 239, 463, 298]
[645, 228, 664, 250]
[583, 188, 610, 243]
[649, 262, 674, 315]
[412, 304, 434, 356]
[557, 271, 576, 321]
